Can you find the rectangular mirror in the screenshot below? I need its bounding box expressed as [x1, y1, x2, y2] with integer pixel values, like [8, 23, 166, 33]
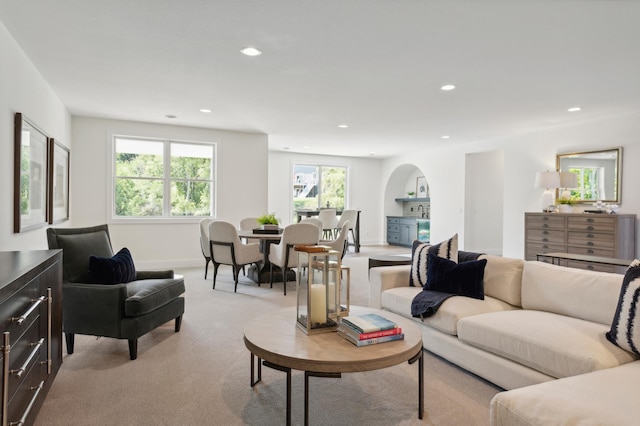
[556, 147, 622, 204]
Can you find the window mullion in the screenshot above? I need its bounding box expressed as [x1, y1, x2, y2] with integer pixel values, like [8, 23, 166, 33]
[164, 141, 172, 216]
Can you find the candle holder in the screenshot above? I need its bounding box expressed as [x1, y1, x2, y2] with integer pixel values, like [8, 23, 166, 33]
[295, 247, 341, 334]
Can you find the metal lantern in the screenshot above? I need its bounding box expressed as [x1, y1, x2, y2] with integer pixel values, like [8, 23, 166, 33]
[296, 248, 341, 334]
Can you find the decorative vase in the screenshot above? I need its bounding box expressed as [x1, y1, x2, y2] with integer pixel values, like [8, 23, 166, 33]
[558, 204, 573, 213]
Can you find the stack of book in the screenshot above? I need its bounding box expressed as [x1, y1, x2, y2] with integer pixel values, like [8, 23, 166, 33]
[337, 313, 404, 347]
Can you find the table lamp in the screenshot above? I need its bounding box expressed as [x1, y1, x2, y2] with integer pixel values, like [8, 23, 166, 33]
[535, 171, 560, 212]
[559, 171, 578, 200]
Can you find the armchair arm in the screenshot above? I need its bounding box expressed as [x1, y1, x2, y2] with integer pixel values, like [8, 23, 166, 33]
[135, 270, 174, 280]
[62, 282, 128, 338]
[368, 265, 411, 309]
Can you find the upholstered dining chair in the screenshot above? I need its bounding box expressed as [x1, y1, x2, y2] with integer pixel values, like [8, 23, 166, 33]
[320, 221, 350, 260]
[301, 217, 323, 240]
[335, 210, 358, 251]
[199, 218, 214, 278]
[318, 209, 338, 239]
[209, 220, 263, 292]
[268, 223, 319, 295]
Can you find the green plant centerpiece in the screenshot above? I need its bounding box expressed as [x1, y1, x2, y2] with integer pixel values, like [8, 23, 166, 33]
[556, 198, 575, 205]
[257, 213, 279, 226]
[556, 197, 575, 213]
[407, 191, 416, 198]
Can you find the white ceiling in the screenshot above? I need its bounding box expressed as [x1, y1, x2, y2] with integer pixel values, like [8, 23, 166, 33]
[1, 1, 639, 158]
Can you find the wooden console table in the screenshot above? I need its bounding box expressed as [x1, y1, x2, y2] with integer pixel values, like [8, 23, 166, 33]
[536, 252, 633, 274]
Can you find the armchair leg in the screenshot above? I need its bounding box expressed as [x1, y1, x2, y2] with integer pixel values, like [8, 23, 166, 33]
[283, 267, 288, 296]
[128, 339, 138, 360]
[175, 314, 183, 332]
[213, 263, 220, 289]
[233, 266, 239, 293]
[65, 333, 75, 355]
[204, 258, 210, 279]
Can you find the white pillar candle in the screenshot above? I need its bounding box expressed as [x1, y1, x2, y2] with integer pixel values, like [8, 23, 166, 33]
[310, 284, 327, 324]
[327, 282, 336, 310]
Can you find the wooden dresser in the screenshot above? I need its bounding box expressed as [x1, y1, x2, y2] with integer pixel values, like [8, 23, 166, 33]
[524, 212, 636, 272]
[1, 250, 62, 426]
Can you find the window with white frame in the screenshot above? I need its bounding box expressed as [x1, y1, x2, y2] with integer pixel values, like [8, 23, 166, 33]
[112, 135, 215, 218]
[292, 164, 346, 221]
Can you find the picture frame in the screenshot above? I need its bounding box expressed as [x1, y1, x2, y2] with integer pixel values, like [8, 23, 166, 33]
[48, 138, 70, 224]
[14, 113, 50, 233]
[416, 176, 428, 198]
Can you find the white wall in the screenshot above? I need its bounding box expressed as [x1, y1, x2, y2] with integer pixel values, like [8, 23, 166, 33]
[0, 20, 71, 252]
[70, 117, 269, 268]
[268, 151, 383, 245]
[381, 112, 640, 259]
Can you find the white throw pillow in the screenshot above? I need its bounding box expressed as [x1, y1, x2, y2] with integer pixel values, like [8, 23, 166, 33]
[606, 259, 640, 355]
[409, 233, 458, 287]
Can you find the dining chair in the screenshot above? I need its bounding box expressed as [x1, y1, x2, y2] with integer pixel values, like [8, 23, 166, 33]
[335, 210, 358, 251]
[199, 218, 214, 278]
[239, 217, 260, 232]
[268, 223, 319, 295]
[320, 221, 350, 260]
[318, 208, 338, 239]
[209, 220, 263, 292]
[300, 217, 323, 240]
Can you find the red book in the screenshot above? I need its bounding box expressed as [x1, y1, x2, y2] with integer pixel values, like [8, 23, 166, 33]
[358, 327, 403, 340]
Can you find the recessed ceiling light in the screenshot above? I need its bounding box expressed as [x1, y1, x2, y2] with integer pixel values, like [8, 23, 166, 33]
[441, 84, 456, 91]
[303, 146, 311, 149]
[441, 135, 450, 139]
[241, 47, 262, 56]
[338, 124, 349, 128]
[567, 107, 582, 112]
[369, 152, 376, 156]
[199, 108, 212, 113]
[283, 147, 290, 150]
[165, 114, 177, 119]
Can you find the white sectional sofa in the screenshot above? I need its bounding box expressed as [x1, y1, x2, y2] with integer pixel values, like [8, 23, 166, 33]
[369, 255, 640, 425]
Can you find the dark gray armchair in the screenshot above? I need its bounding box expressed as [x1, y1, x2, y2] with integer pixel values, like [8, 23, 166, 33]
[47, 224, 185, 360]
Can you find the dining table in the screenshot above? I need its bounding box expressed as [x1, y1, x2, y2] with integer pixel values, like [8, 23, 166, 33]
[237, 229, 295, 284]
[294, 209, 361, 252]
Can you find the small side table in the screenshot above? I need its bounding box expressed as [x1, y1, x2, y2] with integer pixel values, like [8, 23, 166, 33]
[368, 255, 412, 271]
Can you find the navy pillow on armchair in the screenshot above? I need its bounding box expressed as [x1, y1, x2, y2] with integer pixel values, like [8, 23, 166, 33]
[89, 247, 137, 285]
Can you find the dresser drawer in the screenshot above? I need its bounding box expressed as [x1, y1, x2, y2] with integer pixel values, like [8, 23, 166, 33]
[567, 216, 615, 232]
[526, 215, 566, 229]
[387, 233, 400, 244]
[566, 260, 616, 274]
[6, 358, 47, 426]
[526, 229, 565, 244]
[387, 217, 400, 225]
[526, 243, 566, 260]
[567, 246, 615, 258]
[0, 276, 45, 336]
[7, 316, 46, 402]
[387, 224, 400, 233]
[567, 231, 615, 249]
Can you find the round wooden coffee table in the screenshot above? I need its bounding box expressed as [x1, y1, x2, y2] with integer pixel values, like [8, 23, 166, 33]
[244, 306, 423, 425]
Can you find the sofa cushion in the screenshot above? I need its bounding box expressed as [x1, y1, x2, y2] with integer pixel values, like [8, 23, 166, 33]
[382, 286, 517, 336]
[606, 259, 640, 355]
[426, 253, 486, 299]
[522, 261, 622, 325]
[458, 310, 638, 379]
[479, 255, 524, 307]
[89, 247, 137, 285]
[124, 276, 186, 317]
[410, 234, 458, 287]
[56, 231, 113, 282]
[490, 360, 640, 426]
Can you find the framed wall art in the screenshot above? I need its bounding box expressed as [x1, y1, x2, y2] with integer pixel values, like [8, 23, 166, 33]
[14, 113, 50, 233]
[49, 138, 70, 224]
[416, 176, 428, 198]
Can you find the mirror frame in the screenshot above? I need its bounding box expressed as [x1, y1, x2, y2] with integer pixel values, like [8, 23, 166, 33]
[556, 147, 622, 204]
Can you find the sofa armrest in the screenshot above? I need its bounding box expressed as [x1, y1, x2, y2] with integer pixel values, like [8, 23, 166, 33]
[135, 270, 174, 280]
[368, 265, 411, 309]
[63, 282, 129, 337]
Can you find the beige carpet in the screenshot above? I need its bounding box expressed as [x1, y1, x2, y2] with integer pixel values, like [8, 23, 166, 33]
[35, 247, 501, 425]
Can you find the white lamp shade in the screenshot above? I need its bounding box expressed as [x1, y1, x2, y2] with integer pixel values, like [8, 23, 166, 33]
[559, 172, 578, 189]
[534, 171, 560, 189]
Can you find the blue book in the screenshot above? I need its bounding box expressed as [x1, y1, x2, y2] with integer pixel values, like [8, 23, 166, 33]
[341, 313, 398, 333]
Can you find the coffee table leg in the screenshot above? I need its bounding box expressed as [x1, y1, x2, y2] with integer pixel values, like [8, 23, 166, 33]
[250, 353, 262, 387]
[408, 347, 424, 419]
[263, 361, 292, 426]
[304, 371, 341, 426]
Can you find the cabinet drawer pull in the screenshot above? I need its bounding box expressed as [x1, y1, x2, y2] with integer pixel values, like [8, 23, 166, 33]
[587, 265, 594, 270]
[542, 230, 548, 235]
[542, 224, 548, 228]
[587, 234, 594, 238]
[542, 217, 548, 221]
[587, 218, 594, 222]
[542, 245, 549, 249]
[588, 249, 594, 254]
[11, 296, 46, 325]
[10, 338, 44, 379]
[587, 242, 594, 246]
[587, 226, 594, 231]
[9, 380, 44, 426]
[542, 238, 548, 242]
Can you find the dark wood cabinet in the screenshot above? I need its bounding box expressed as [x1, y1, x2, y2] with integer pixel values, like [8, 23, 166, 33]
[0, 250, 62, 426]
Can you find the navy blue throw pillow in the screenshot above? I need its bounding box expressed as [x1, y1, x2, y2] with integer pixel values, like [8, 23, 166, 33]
[425, 253, 486, 300]
[89, 247, 136, 285]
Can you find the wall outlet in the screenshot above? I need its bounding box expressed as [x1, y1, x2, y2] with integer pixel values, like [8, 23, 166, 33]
[410, 207, 414, 211]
